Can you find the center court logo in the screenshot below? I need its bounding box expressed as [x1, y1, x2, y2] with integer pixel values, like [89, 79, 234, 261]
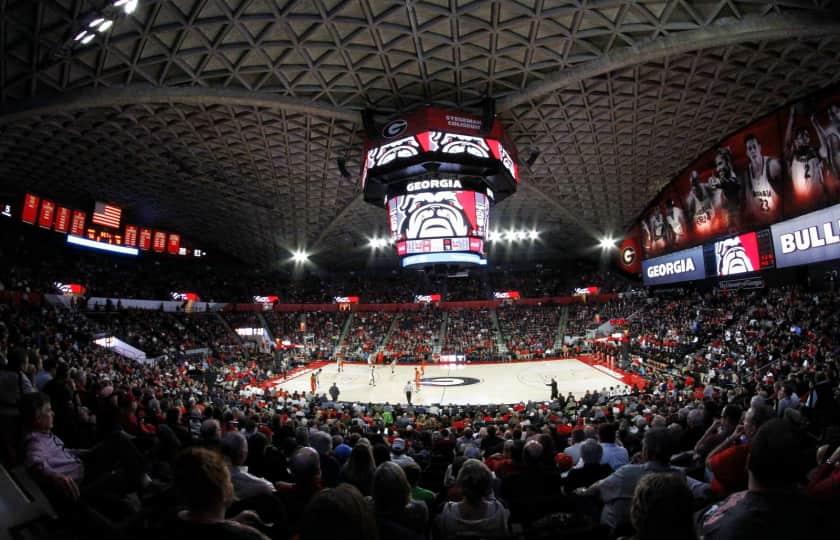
[421, 377, 481, 387]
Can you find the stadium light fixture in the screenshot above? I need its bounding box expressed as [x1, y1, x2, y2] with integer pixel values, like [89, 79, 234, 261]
[369, 237, 388, 249]
[292, 250, 309, 263]
[114, 0, 139, 14]
[488, 231, 501, 242]
[89, 18, 105, 28]
[74, 30, 89, 41]
[528, 230, 539, 240]
[97, 20, 114, 32]
[81, 33, 96, 45]
[599, 236, 616, 249]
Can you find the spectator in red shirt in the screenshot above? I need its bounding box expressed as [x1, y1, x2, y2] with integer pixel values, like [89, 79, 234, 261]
[706, 404, 773, 496]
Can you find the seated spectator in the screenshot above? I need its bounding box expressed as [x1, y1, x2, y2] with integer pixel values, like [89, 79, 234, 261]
[565, 439, 613, 492]
[298, 483, 379, 540]
[435, 458, 510, 540]
[807, 442, 840, 503]
[339, 442, 376, 496]
[20, 392, 149, 506]
[626, 472, 696, 540]
[700, 419, 825, 540]
[276, 446, 323, 532]
[220, 431, 276, 501]
[579, 428, 709, 532]
[371, 461, 428, 540]
[402, 460, 435, 505]
[600, 423, 630, 470]
[170, 447, 269, 540]
[705, 404, 772, 496]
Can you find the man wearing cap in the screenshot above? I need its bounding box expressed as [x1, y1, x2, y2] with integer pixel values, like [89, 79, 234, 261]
[390, 438, 416, 467]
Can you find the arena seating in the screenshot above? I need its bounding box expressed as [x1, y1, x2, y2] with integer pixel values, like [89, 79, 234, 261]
[441, 308, 499, 360]
[1, 275, 838, 539]
[496, 304, 562, 358]
[338, 311, 396, 360]
[384, 308, 443, 362]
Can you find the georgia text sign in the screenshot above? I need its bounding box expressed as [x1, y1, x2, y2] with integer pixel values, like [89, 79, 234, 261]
[771, 203, 840, 268]
[642, 245, 706, 286]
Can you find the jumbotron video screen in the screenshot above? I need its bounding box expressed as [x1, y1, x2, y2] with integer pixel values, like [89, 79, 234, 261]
[387, 183, 489, 266]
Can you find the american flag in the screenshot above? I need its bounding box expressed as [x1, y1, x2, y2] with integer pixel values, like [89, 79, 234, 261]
[91, 202, 121, 228]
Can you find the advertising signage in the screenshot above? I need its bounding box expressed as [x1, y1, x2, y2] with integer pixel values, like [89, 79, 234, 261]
[642, 245, 706, 286]
[771, 203, 840, 268]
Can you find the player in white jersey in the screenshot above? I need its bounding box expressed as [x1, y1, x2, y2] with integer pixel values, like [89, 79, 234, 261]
[742, 134, 782, 222]
[785, 106, 827, 208]
[664, 199, 687, 246]
[813, 103, 840, 187]
[707, 147, 742, 230]
[648, 208, 667, 252]
[685, 170, 716, 235]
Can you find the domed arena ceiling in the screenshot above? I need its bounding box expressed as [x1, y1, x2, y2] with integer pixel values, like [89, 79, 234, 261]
[2, 0, 840, 267]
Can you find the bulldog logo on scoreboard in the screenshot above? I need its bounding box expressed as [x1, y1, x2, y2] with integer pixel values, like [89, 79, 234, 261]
[420, 377, 481, 387]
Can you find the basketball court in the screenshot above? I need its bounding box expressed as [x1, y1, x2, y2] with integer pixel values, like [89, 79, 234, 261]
[265, 358, 626, 406]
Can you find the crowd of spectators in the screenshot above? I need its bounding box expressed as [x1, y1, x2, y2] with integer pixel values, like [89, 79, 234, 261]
[441, 309, 499, 360]
[339, 312, 396, 361]
[2, 256, 840, 539]
[497, 305, 561, 358]
[384, 309, 442, 363]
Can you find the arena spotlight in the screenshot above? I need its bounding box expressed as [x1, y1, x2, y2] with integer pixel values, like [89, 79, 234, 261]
[528, 230, 539, 240]
[114, 0, 138, 14]
[97, 20, 114, 32]
[599, 236, 616, 250]
[369, 237, 388, 249]
[292, 250, 309, 263]
[488, 231, 502, 242]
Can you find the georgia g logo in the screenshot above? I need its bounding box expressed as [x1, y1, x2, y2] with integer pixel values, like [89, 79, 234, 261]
[622, 246, 636, 266]
[421, 377, 481, 387]
[382, 119, 408, 139]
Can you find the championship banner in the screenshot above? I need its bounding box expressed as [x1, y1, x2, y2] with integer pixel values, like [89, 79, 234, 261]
[22, 193, 39, 224]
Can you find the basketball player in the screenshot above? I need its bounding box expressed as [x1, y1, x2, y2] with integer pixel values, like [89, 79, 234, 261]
[707, 147, 742, 230]
[812, 103, 840, 189]
[685, 170, 716, 235]
[390, 355, 397, 374]
[742, 133, 782, 222]
[310, 372, 317, 394]
[414, 367, 421, 392]
[369, 363, 376, 386]
[648, 207, 667, 253]
[664, 199, 688, 246]
[640, 218, 652, 254]
[785, 106, 828, 208]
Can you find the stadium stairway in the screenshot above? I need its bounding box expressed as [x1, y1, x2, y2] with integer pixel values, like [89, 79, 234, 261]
[554, 305, 570, 351]
[490, 309, 508, 355]
[435, 311, 448, 354]
[215, 312, 241, 344]
[336, 311, 355, 356]
[377, 313, 402, 352]
[256, 312, 273, 343]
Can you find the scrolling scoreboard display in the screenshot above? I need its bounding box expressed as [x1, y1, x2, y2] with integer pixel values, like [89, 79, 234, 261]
[362, 106, 519, 267]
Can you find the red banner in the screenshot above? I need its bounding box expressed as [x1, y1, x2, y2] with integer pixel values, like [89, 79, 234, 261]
[53, 207, 71, 233]
[38, 200, 55, 229]
[124, 225, 138, 247]
[153, 231, 166, 253]
[167, 233, 181, 254]
[70, 211, 86, 236]
[22, 193, 39, 224]
[139, 228, 152, 250]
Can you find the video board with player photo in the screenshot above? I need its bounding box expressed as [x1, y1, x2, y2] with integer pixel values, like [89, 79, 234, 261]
[639, 85, 840, 260]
